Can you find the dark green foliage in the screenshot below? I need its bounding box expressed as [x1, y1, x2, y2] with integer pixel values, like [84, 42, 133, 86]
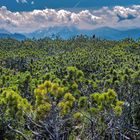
[0, 37, 140, 139]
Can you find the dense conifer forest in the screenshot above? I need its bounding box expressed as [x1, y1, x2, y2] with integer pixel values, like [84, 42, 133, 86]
[0, 36, 140, 139]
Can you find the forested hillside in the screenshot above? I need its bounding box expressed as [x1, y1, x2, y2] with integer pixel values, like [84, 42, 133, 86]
[0, 36, 140, 140]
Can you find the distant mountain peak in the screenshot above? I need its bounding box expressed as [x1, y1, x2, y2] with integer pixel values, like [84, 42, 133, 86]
[0, 28, 11, 34]
[0, 30, 26, 41]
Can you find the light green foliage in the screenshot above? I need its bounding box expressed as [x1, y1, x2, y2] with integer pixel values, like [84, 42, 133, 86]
[0, 89, 32, 119]
[34, 80, 76, 117]
[113, 105, 123, 116]
[73, 112, 83, 121]
[78, 96, 88, 108]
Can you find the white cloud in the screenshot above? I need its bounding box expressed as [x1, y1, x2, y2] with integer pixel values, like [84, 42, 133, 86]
[0, 5, 140, 33]
[16, 0, 28, 4]
[31, 1, 34, 5]
[113, 6, 138, 21]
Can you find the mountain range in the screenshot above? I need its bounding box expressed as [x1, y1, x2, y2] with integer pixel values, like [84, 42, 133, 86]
[0, 27, 140, 40]
[0, 29, 26, 41]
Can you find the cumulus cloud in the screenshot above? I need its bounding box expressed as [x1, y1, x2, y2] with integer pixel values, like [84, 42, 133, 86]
[113, 6, 138, 21]
[0, 5, 140, 33]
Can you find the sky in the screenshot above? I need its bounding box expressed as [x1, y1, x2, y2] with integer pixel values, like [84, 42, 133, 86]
[0, 0, 140, 33]
[1, 0, 140, 11]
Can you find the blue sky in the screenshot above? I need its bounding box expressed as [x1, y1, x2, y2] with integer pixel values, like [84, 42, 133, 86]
[0, 0, 140, 33]
[0, 0, 140, 11]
